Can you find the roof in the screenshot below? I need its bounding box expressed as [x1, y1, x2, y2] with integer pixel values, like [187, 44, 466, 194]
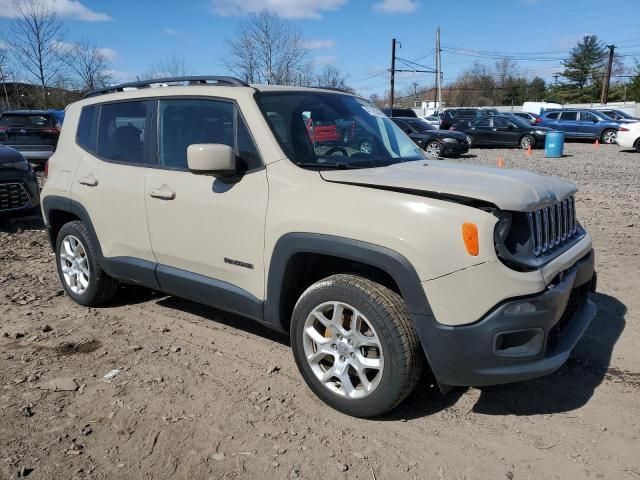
[1, 110, 55, 116]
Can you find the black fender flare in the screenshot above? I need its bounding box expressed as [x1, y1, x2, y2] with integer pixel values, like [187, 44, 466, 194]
[263, 233, 434, 331]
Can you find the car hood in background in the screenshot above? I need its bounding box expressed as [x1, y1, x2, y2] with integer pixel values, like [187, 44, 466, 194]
[0, 146, 26, 165]
[321, 160, 577, 212]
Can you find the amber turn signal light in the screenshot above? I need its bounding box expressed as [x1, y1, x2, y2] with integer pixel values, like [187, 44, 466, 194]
[462, 223, 479, 256]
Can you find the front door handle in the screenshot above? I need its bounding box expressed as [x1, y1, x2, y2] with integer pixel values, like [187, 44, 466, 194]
[78, 174, 98, 187]
[149, 185, 176, 200]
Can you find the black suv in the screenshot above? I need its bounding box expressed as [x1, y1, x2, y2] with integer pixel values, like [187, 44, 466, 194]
[0, 146, 40, 215]
[439, 108, 500, 130]
[0, 110, 60, 165]
[381, 107, 417, 118]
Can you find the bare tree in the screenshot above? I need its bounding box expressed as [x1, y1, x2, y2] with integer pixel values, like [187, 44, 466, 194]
[5, 0, 67, 107]
[66, 38, 112, 91]
[140, 55, 193, 80]
[224, 10, 308, 85]
[316, 65, 351, 90]
[0, 46, 12, 110]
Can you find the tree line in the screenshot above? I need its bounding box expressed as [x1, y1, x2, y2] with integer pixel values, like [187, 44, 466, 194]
[386, 35, 640, 109]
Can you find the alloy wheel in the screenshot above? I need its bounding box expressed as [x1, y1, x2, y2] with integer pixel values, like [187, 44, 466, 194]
[603, 130, 616, 144]
[426, 142, 442, 157]
[359, 141, 373, 154]
[59, 235, 90, 294]
[302, 301, 384, 399]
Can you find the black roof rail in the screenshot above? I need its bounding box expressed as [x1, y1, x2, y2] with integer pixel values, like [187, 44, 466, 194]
[83, 76, 250, 98]
[307, 86, 355, 94]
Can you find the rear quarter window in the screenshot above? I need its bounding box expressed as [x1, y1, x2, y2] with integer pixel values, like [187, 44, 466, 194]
[76, 105, 99, 153]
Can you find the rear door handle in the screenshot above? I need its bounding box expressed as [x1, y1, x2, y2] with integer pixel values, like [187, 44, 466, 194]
[78, 174, 98, 187]
[149, 186, 176, 200]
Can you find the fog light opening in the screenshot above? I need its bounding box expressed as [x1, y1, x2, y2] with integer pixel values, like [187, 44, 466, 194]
[494, 328, 544, 358]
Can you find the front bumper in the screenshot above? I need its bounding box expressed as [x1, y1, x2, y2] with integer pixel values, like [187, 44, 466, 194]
[0, 170, 40, 212]
[414, 250, 596, 387]
[442, 141, 470, 157]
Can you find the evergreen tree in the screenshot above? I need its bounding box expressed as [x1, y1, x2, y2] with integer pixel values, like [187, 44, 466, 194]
[561, 35, 606, 90]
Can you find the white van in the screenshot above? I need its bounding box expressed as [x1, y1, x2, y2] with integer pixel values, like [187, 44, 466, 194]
[523, 101, 563, 115]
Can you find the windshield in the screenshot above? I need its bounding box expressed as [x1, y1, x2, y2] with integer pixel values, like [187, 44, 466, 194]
[0, 114, 55, 127]
[404, 118, 434, 132]
[612, 110, 634, 119]
[257, 92, 425, 169]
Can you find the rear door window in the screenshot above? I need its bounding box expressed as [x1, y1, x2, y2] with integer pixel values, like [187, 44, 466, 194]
[97, 101, 152, 165]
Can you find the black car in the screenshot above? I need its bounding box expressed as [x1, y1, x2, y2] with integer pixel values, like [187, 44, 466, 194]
[392, 117, 469, 157]
[439, 108, 489, 130]
[452, 115, 553, 149]
[0, 146, 40, 215]
[0, 110, 60, 165]
[381, 107, 418, 118]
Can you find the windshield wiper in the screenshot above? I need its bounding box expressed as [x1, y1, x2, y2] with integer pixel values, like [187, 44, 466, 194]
[296, 162, 365, 169]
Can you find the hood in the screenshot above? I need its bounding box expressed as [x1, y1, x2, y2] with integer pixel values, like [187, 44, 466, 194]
[0, 146, 26, 165]
[320, 160, 577, 212]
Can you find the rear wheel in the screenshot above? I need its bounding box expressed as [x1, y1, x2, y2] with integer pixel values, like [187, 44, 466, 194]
[601, 129, 617, 144]
[634, 138, 640, 153]
[425, 141, 443, 158]
[55, 221, 119, 306]
[520, 135, 535, 149]
[291, 274, 423, 418]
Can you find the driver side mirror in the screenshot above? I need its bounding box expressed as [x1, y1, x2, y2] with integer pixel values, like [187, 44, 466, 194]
[507, 123, 515, 130]
[187, 144, 236, 175]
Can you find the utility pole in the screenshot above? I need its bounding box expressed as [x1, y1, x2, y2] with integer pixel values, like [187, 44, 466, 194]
[390, 38, 397, 108]
[553, 72, 560, 86]
[435, 27, 442, 113]
[601, 44, 616, 105]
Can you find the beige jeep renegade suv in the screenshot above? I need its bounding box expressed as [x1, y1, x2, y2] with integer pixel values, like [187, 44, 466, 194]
[41, 76, 597, 417]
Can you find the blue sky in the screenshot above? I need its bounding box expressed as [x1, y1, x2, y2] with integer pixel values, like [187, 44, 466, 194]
[1, 0, 639, 96]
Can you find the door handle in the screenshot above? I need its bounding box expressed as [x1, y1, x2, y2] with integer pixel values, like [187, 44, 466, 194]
[149, 186, 176, 200]
[78, 174, 98, 187]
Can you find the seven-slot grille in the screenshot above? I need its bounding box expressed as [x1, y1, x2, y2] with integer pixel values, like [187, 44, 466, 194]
[0, 183, 30, 211]
[527, 196, 578, 256]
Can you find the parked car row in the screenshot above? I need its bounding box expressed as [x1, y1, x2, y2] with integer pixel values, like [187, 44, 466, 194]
[0, 110, 61, 164]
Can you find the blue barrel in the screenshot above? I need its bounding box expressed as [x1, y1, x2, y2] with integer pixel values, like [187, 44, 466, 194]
[544, 131, 565, 158]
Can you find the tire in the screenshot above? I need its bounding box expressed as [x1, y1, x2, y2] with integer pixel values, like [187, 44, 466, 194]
[520, 135, 535, 149]
[425, 141, 443, 158]
[55, 220, 119, 306]
[635, 138, 640, 153]
[290, 274, 423, 418]
[601, 129, 616, 144]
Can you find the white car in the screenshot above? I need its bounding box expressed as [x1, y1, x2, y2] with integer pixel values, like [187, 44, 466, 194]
[616, 122, 640, 152]
[420, 115, 441, 127]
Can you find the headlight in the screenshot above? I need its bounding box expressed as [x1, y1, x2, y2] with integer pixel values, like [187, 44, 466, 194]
[534, 130, 547, 135]
[442, 137, 458, 143]
[0, 160, 29, 170]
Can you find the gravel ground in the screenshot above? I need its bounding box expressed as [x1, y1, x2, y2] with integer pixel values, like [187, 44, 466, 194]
[1, 142, 639, 480]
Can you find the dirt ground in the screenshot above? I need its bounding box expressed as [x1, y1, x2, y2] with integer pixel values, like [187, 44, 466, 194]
[1, 142, 639, 480]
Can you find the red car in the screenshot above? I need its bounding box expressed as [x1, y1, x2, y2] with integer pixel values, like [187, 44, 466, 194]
[304, 117, 339, 143]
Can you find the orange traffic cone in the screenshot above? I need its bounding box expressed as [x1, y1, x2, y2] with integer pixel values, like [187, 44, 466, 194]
[594, 139, 600, 148]
[497, 156, 505, 168]
[526, 145, 532, 157]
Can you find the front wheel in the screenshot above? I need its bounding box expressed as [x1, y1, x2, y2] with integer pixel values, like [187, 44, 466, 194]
[635, 138, 640, 153]
[601, 129, 617, 144]
[290, 274, 423, 418]
[425, 141, 443, 158]
[520, 135, 535, 149]
[55, 221, 119, 306]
